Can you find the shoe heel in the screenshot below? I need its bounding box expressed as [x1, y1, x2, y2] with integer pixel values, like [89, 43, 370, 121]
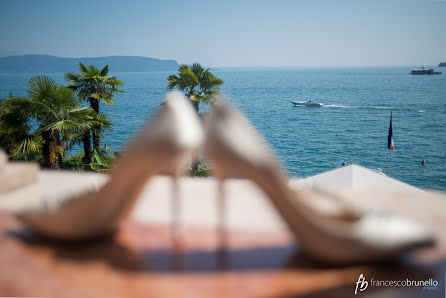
[171, 173, 181, 248]
[212, 166, 229, 270]
[167, 152, 193, 270]
[216, 176, 227, 251]
[170, 172, 184, 270]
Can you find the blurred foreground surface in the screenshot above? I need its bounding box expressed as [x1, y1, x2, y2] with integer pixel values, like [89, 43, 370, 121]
[0, 176, 445, 298]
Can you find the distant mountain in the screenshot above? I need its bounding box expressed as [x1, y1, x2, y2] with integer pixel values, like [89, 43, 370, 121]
[439, 62, 446, 67]
[0, 55, 179, 73]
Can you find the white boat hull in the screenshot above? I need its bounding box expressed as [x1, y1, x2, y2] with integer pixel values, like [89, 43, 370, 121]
[291, 101, 324, 107]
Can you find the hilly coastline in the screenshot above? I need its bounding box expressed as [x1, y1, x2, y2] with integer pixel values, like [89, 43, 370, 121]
[0, 55, 179, 73]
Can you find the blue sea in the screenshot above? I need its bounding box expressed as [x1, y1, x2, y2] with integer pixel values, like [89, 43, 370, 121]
[1, 67, 445, 191]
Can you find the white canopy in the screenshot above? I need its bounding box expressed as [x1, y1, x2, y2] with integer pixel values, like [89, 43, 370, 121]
[294, 164, 422, 192]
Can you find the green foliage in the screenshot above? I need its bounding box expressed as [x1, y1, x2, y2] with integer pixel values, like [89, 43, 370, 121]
[90, 112, 112, 136]
[189, 159, 209, 177]
[90, 145, 117, 172]
[0, 95, 38, 156]
[64, 62, 123, 105]
[26, 76, 95, 132]
[62, 152, 86, 171]
[61, 144, 117, 172]
[0, 76, 98, 168]
[167, 63, 223, 109]
[105, 143, 120, 158]
[65, 62, 122, 163]
[0, 70, 122, 171]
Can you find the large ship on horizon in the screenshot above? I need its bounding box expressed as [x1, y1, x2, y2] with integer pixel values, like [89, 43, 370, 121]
[411, 66, 441, 75]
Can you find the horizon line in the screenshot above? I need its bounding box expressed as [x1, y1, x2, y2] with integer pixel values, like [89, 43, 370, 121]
[0, 53, 444, 69]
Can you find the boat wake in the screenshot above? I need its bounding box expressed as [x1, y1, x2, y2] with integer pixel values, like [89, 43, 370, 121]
[324, 104, 389, 109]
[323, 105, 427, 112]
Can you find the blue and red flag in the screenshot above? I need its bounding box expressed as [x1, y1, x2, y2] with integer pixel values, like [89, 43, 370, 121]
[387, 112, 394, 151]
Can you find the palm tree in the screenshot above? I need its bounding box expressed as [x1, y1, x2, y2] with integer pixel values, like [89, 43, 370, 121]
[0, 76, 97, 169]
[64, 63, 123, 164]
[0, 95, 42, 158]
[167, 63, 223, 113]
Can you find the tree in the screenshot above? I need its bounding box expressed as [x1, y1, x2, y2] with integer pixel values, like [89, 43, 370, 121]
[0, 95, 42, 159]
[0, 76, 97, 169]
[64, 63, 123, 164]
[167, 63, 223, 113]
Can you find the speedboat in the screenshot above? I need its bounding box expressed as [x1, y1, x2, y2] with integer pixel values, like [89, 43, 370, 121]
[291, 100, 324, 107]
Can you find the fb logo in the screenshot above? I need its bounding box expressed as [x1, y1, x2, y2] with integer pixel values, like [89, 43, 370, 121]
[355, 274, 368, 295]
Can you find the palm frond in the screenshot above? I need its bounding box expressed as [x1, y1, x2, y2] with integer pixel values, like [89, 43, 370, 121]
[199, 69, 223, 91]
[90, 92, 115, 105]
[68, 106, 96, 118]
[93, 147, 108, 166]
[27, 75, 59, 101]
[91, 112, 112, 130]
[177, 68, 199, 91]
[178, 64, 190, 72]
[167, 75, 180, 89]
[64, 72, 80, 82]
[100, 65, 109, 76]
[105, 144, 118, 158]
[108, 78, 123, 85]
[11, 134, 43, 157]
[44, 120, 89, 133]
[191, 63, 205, 77]
[79, 62, 88, 73]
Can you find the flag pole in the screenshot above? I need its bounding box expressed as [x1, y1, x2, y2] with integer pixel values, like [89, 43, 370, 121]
[389, 149, 392, 177]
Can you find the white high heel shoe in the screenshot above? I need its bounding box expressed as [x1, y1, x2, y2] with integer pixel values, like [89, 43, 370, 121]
[204, 100, 435, 265]
[1, 91, 203, 240]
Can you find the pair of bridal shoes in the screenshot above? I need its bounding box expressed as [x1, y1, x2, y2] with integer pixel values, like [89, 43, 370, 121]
[0, 91, 435, 265]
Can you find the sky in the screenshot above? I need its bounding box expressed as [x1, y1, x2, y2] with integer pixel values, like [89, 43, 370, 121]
[1, 0, 445, 67]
